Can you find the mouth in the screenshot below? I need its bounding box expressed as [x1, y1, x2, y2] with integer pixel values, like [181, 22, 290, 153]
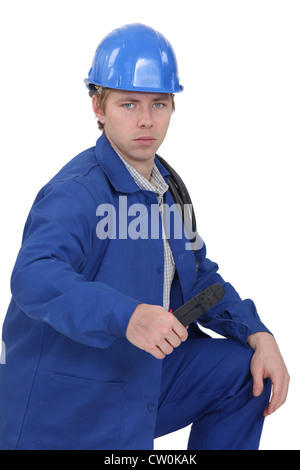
[133, 136, 157, 146]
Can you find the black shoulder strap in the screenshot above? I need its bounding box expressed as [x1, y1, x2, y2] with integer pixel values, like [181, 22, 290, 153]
[155, 154, 197, 245]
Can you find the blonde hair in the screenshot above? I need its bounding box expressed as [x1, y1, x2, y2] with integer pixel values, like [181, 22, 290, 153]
[91, 87, 175, 131]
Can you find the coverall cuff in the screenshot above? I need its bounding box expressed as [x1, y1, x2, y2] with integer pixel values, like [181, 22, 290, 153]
[109, 296, 142, 339]
[228, 318, 273, 348]
[244, 319, 273, 343]
[222, 298, 273, 347]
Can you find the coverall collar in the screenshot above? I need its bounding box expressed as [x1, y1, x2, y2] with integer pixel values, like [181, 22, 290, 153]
[95, 133, 170, 194]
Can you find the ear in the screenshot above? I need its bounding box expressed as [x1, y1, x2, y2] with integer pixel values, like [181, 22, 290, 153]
[92, 95, 105, 125]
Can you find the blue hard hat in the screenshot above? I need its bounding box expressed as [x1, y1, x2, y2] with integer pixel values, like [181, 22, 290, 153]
[84, 23, 183, 94]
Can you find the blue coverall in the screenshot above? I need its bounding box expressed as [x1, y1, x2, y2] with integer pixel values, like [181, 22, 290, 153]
[0, 133, 271, 449]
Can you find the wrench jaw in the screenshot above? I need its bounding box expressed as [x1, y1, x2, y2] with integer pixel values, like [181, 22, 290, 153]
[195, 284, 226, 309]
[173, 284, 225, 327]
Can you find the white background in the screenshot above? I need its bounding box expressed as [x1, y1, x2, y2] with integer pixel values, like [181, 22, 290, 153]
[0, 0, 299, 450]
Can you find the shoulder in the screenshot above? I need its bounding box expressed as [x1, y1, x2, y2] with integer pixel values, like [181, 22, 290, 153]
[37, 144, 112, 206]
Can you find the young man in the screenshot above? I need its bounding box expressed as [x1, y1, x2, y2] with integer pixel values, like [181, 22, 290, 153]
[0, 23, 289, 450]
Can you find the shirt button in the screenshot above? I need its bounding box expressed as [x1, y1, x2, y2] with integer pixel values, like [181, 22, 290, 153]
[145, 197, 153, 205]
[157, 266, 163, 274]
[148, 402, 156, 412]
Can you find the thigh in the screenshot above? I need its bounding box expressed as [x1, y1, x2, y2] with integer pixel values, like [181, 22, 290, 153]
[155, 337, 254, 438]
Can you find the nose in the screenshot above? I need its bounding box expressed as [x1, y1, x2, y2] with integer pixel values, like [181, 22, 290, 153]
[137, 106, 153, 129]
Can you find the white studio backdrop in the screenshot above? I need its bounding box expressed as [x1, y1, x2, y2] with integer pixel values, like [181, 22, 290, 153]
[0, 0, 299, 450]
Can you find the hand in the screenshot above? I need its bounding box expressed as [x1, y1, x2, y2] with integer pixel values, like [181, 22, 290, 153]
[248, 332, 290, 416]
[126, 303, 188, 359]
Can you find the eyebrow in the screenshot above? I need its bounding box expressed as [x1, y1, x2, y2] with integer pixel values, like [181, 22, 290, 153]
[116, 95, 171, 103]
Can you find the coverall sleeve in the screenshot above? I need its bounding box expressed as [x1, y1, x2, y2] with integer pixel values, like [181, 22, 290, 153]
[10, 179, 140, 349]
[190, 242, 272, 346]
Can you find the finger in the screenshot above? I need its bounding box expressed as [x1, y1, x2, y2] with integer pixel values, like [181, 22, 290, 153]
[158, 339, 174, 356]
[172, 321, 188, 342]
[252, 368, 264, 397]
[149, 345, 165, 360]
[166, 331, 182, 349]
[264, 375, 290, 416]
[264, 386, 280, 416]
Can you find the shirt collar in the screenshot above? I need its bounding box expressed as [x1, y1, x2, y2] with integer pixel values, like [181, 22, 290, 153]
[116, 150, 169, 197]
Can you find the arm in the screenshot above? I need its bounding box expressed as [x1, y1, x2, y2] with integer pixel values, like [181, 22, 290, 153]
[11, 179, 140, 349]
[191, 243, 289, 414]
[190, 243, 272, 345]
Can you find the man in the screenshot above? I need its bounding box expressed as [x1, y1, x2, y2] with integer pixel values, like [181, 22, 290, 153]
[0, 23, 289, 450]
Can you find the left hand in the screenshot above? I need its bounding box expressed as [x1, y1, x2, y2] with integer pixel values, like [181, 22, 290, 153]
[247, 332, 290, 417]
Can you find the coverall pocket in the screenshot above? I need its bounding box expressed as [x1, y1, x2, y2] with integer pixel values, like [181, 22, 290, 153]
[17, 370, 127, 450]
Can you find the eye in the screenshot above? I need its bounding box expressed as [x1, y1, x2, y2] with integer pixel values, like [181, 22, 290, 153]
[153, 103, 164, 109]
[123, 103, 135, 109]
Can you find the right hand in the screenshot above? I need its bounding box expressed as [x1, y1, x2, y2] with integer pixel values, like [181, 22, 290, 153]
[126, 303, 188, 359]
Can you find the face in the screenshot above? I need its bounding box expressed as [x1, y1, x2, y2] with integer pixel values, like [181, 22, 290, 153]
[93, 90, 173, 167]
